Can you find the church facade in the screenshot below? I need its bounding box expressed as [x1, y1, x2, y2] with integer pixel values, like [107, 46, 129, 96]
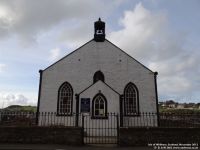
[37, 18, 159, 127]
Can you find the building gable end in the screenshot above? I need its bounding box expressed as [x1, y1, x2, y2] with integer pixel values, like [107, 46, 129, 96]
[105, 39, 154, 73]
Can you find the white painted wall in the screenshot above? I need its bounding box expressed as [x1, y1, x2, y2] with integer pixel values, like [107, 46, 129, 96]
[39, 39, 157, 116]
[79, 80, 119, 114]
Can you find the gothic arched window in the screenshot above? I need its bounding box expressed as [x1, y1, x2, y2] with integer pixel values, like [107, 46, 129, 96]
[93, 71, 105, 83]
[124, 82, 139, 115]
[57, 82, 73, 115]
[92, 93, 107, 118]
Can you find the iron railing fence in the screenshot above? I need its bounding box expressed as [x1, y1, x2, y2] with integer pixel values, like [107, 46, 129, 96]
[159, 112, 200, 128]
[0, 111, 36, 126]
[39, 112, 77, 126]
[122, 112, 200, 127]
[0, 111, 200, 127]
[122, 112, 158, 127]
[82, 113, 119, 144]
[0, 112, 79, 127]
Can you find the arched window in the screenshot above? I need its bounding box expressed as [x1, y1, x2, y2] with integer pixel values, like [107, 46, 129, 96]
[93, 71, 105, 83]
[124, 82, 139, 115]
[57, 82, 73, 115]
[92, 93, 107, 118]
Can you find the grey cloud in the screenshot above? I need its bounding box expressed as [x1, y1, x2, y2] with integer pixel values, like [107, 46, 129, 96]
[0, 93, 36, 108]
[0, 0, 112, 45]
[59, 21, 93, 48]
[108, 3, 185, 63]
[0, 1, 199, 102]
[109, 3, 200, 101]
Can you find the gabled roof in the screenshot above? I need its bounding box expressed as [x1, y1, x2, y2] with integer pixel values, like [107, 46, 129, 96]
[43, 39, 94, 71]
[42, 38, 154, 73]
[106, 39, 154, 73]
[78, 80, 120, 95]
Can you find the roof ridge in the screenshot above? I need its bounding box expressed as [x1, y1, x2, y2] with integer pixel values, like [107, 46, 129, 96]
[43, 39, 94, 71]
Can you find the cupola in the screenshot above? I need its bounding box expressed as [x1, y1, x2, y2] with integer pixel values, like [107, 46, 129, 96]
[94, 18, 105, 42]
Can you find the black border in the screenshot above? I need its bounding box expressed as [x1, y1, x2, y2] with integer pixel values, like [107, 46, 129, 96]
[120, 95, 123, 127]
[57, 81, 73, 116]
[75, 94, 80, 126]
[154, 72, 160, 126]
[91, 93, 108, 119]
[36, 70, 43, 125]
[123, 82, 140, 116]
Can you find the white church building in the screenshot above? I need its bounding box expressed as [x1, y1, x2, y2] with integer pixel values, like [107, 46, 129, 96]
[36, 18, 159, 128]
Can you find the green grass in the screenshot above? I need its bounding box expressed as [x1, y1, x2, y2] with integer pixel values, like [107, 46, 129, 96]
[2, 105, 37, 112]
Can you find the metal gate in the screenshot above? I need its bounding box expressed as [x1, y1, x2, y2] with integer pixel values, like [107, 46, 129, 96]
[82, 113, 119, 144]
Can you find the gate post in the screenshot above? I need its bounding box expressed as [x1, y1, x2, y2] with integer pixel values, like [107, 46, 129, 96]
[75, 94, 79, 127]
[116, 114, 119, 144]
[120, 95, 124, 127]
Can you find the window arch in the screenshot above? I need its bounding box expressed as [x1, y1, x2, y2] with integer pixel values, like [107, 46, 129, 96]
[124, 82, 139, 115]
[93, 70, 105, 83]
[57, 82, 73, 115]
[92, 93, 107, 118]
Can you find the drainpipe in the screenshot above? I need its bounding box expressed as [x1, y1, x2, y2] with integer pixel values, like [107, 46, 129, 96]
[36, 69, 43, 125]
[154, 71, 160, 126]
[75, 94, 80, 127]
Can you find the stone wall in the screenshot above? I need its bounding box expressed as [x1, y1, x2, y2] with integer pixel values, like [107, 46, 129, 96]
[119, 127, 200, 146]
[0, 126, 82, 145]
[1, 126, 199, 146]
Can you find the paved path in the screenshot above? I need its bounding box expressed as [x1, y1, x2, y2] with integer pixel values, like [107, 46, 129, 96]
[0, 144, 153, 150]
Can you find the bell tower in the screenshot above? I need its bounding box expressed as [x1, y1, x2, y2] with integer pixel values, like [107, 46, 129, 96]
[94, 18, 105, 42]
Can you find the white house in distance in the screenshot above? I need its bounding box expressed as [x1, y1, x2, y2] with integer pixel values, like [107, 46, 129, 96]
[36, 18, 159, 128]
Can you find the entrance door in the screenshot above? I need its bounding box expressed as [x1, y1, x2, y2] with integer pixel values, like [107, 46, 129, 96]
[82, 113, 119, 144]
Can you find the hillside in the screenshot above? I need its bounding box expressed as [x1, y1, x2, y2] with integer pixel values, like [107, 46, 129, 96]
[1, 105, 37, 112]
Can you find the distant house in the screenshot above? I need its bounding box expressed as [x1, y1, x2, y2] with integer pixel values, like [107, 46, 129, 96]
[168, 103, 177, 108]
[184, 103, 195, 109]
[163, 100, 177, 108]
[177, 104, 185, 109]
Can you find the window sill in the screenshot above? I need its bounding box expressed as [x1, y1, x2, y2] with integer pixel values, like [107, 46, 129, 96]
[91, 116, 108, 119]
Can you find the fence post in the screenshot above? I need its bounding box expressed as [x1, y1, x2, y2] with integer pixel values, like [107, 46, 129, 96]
[116, 114, 119, 144]
[75, 94, 79, 127]
[82, 114, 84, 145]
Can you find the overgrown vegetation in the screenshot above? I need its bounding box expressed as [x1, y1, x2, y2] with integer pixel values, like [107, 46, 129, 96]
[1, 105, 37, 112]
[159, 107, 200, 114]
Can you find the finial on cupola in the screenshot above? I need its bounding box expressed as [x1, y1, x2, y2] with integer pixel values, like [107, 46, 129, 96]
[94, 18, 105, 42]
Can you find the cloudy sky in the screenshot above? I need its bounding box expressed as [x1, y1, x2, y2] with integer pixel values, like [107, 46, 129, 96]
[0, 0, 199, 107]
